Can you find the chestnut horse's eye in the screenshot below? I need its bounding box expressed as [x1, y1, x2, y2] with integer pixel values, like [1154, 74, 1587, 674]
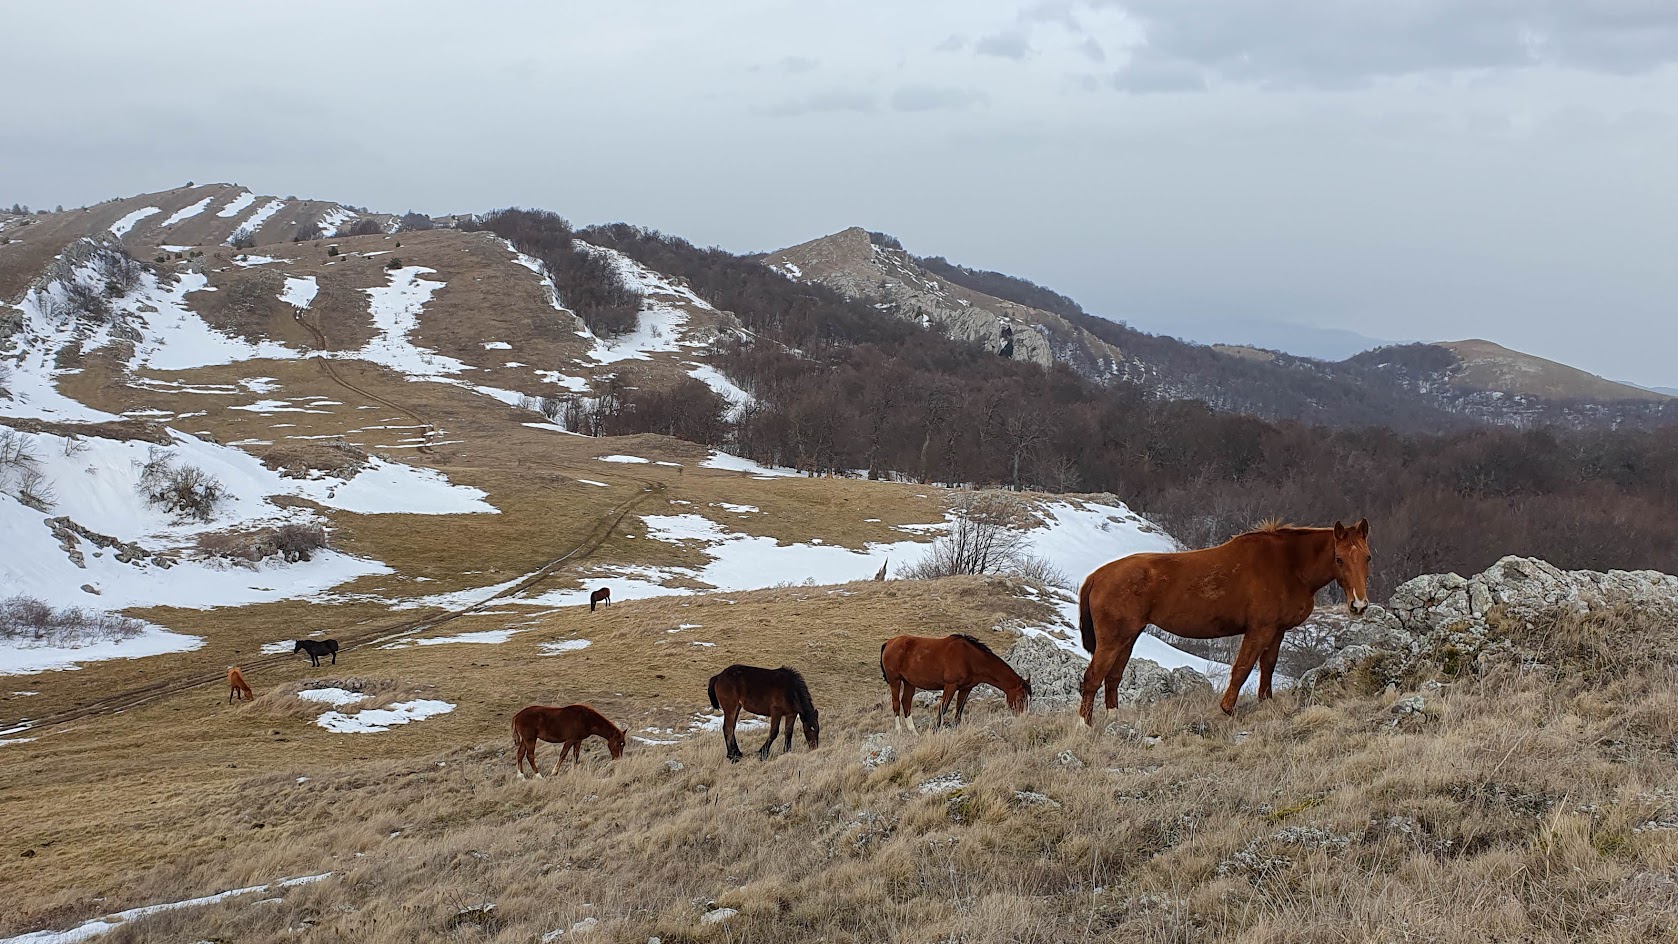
[1335, 556, 1344, 565]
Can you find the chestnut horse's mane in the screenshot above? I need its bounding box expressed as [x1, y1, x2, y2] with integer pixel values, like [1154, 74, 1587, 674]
[1247, 519, 1330, 537]
[952, 633, 996, 657]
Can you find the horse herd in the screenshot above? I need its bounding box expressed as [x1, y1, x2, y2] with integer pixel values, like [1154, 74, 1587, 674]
[234, 520, 1375, 778]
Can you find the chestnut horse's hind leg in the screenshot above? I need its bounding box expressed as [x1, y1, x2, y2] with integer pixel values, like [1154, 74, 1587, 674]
[1080, 621, 1142, 726]
[757, 713, 781, 761]
[900, 684, 919, 734]
[1221, 628, 1273, 715]
[723, 702, 744, 762]
[1257, 630, 1285, 701]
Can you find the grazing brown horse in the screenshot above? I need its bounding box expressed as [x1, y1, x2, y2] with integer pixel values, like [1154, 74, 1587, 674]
[706, 664, 820, 762]
[227, 665, 253, 703]
[1078, 519, 1372, 723]
[511, 704, 625, 778]
[589, 587, 611, 611]
[880, 634, 1032, 733]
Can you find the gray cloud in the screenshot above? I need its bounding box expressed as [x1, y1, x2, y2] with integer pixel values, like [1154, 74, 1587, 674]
[760, 88, 878, 117]
[976, 28, 1031, 59]
[779, 55, 819, 74]
[890, 85, 989, 112]
[1104, 0, 1678, 90]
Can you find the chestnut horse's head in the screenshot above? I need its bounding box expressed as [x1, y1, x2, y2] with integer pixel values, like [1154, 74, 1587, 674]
[801, 708, 821, 750]
[1332, 518, 1372, 615]
[1008, 674, 1033, 713]
[607, 726, 626, 760]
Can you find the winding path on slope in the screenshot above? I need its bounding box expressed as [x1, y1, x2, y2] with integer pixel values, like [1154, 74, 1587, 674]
[291, 307, 438, 454]
[16, 480, 667, 734]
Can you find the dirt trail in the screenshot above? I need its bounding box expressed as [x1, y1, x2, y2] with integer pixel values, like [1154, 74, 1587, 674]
[17, 480, 667, 734]
[292, 310, 437, 453]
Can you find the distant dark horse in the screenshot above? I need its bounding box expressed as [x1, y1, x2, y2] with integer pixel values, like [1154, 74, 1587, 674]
[589, 587, 611, 612]
[706, 664, 820, 762]
[880, 634, 1031, 733]
[511, 704, 626, 778]
[293, 639, 339, 667]
[1078, 519, 1372, 722]
[227, 665, 253, 703]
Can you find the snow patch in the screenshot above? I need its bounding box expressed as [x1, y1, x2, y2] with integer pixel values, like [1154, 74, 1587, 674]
[159, 196, 214, 228]
[215, 190, 257, 218]
[0, 625, 203, 677]
[109, 206, 161, 238]
[315, 699, 456, 733]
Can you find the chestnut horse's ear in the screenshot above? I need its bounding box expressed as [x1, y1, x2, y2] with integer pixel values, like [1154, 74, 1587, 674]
[1357, 517, 1369, 537]
[1334, 520, 1347, 539]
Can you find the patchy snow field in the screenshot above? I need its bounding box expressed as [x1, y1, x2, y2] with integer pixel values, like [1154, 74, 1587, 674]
[0, 626, 203, 677]
[0, 872, 333, 944]
[159, 196, 214, 228]
[109, 206, 160, 237]
[315, 699, 455, 733]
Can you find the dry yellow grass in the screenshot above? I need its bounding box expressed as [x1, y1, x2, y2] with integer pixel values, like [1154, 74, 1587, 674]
[4, 596, 1677, 942]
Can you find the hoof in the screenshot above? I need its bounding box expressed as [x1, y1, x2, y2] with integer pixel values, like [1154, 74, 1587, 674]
[517, 771, 527, 781]
[1219, 703, 1236, 717]
[727, 754, 742, 763]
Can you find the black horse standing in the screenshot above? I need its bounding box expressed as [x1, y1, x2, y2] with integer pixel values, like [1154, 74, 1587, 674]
[294, 639, 339, 667]
[706, 664, 820, 762]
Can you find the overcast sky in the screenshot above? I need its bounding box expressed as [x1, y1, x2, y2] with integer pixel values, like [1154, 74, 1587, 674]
[7, 1, 1677, 385]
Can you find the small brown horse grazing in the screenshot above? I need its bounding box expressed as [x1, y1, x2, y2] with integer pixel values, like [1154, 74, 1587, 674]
[227, 665, 253, 703]
[880, 634, 1032, 733]
[1079, 519, 1372, 723]
[511, 704, 626, 778]
[589, 587, 611, 611]
[707, 664, 820, 762]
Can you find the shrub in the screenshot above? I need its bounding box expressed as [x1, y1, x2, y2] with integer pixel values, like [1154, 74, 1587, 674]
[385, 257, 402, 269]
[96, 249, 144, 296]
[0, 595, 145, 646]
[326, 245, 340, 257]
[341, 217, 382, 237]
[228, 226, 256, 250]
[395, 211, 433, 233]
[271, 522, 329, 562]
[62, 280, 110, 320]
[901, 491, 1038, 579]
[138, 449, 225, 521]
[197, 522, 329, 564]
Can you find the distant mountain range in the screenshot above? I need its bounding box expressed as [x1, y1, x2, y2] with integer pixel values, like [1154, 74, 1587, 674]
[1121, 314, 1392, 363]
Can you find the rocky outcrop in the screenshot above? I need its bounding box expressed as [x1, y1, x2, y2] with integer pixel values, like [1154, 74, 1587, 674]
[1300, 556, 1678, 689]
[1008, 632, 1211, 710]
[764, 228, 1122, 378]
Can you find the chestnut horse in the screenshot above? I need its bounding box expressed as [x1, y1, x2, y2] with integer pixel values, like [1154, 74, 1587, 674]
[880, 634, 1032, 733]
[511, 704, 626, 778]
[589, 587, 611, 611]
[706, 664, 820, 762]
[227, 665, 253, 703]
[1078, 519, 1371, 723]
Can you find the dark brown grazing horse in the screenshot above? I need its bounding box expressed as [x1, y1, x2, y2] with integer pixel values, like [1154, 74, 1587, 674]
[1078, 519, 1371, 723]
[589, 587, 611, 611]
[880, 634, 1032, 733]
[227, 665, 253, 703]
[706, 664, 820, 762]
[293, 639, 338, 667]
[511, 704, 626, 779]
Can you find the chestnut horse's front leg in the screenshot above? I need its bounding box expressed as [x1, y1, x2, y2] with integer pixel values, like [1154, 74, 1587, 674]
[1221, 629, 1270, 715]
[953, 687, 971, 725]
[936, 685, 957, 728]
[757, 714, 781, 761]
[552, 741, 574, 775]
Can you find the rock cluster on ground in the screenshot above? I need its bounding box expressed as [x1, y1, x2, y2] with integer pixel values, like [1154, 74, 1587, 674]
[1007, 632, 1211, 710]
[1301, 555, 1678, 689]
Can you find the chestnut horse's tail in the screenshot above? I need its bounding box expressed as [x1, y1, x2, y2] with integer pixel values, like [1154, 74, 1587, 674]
[707, 675, 720, 710]
[1079, 579, 1096, 653]
[879, 641, 889, 683]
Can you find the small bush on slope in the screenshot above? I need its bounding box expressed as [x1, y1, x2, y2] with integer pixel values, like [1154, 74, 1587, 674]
[0, 595, 144, 645]
[138, 448, 225, 521]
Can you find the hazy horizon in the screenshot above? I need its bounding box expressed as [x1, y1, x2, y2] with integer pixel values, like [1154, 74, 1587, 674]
[5, 1, 1676, 386]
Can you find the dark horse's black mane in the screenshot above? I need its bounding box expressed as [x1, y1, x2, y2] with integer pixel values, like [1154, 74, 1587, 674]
[778, 665, 816, 722]
[952, 633, 996, 656]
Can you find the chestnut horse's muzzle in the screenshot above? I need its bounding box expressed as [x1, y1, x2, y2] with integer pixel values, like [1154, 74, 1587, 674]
[1348, 599, 1370, 616]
